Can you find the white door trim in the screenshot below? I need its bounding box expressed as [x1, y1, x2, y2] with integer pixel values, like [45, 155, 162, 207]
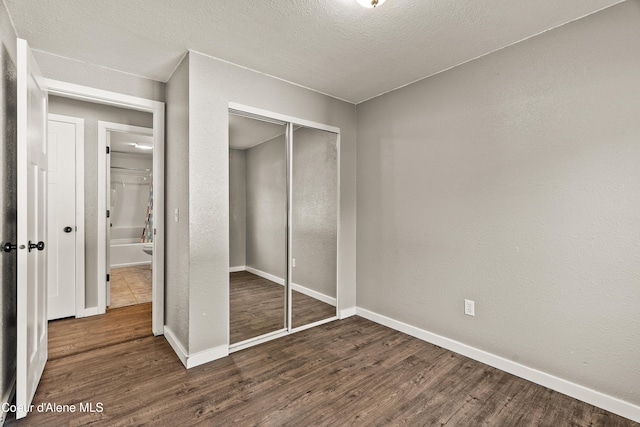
[48, 113, 85, 318]
[44, 78, 165, 336]
[228, 102, 340, 134]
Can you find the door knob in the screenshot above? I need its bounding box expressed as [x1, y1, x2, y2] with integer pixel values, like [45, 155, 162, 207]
[2, 242, 17, 253]
[28, 241, 45, 252]
[63, 226, 73, 233]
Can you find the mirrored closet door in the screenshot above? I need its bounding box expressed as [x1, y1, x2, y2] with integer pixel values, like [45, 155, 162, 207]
[229, 112, 288, 345]
[228, 107, 339, 350]
[290, 126, 338, 329]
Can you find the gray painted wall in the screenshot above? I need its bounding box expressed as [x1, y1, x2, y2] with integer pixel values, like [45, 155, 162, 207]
[34, 50, 165, 102]
[48, 96, 152, 308]
[0, 0, 17, 409]
[245, 136, 287, 278]
[229, 148, 246, 268]
[356, 0, 640, 407]
[164, 55, 190, 347]
[166, 51, 356, 354]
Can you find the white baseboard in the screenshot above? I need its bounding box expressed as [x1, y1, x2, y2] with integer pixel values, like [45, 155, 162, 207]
[164, 325, 188, 367]
[356, 307, 640, 424]
[245, 266, 336, 306]
[229, 265, 246, 273]
[164, 326, 228, 369]
[230, 329, 288, 353]
[110, 261, 152, 268]
[186, 345, 228, 369]
[245, 266, 284, 285]
[0, 376, 16, 425]
[291, 283, 336, 306]
[339, 307, 356, 319]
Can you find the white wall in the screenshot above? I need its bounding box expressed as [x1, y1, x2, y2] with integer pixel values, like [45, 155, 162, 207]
[165, 50, 356, 358]
[356, 0, 640, 410]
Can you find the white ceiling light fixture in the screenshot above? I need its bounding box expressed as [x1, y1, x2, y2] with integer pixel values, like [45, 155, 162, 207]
[356, 0, 386, 8]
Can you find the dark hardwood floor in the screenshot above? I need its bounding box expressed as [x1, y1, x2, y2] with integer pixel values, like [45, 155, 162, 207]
[7, 303, 637, 426]
[291, 286, 336, 329]
[47, 303, 152, 361]
[230, 271, 336, 344]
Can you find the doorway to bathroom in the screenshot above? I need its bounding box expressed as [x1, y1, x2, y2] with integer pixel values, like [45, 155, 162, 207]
[105, 124, 154, 309]
[45, 79, 165, 336]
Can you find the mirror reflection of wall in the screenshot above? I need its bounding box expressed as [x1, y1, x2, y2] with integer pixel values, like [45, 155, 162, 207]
[229, 113, 287, 345]
[291, 127, 338, 328]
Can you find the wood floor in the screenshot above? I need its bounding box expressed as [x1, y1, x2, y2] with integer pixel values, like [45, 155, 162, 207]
[230, 271, 336, 344]
[47, 303, 152, 361]
[8, 303, 637, 426]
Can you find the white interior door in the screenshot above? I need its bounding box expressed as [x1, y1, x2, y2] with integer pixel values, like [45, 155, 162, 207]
[16, 38, 48, 419]
[47, 116, 82, 320]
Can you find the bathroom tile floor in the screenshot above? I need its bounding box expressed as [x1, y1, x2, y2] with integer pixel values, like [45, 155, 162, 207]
[109, 264, 152, 309]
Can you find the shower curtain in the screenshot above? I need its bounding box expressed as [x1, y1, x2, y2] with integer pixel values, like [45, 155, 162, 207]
[142, 180, 153, 243]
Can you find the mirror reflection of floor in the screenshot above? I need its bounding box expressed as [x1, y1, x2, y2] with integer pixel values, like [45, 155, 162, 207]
[229, 271, 335, 344]
[109, 265, 152, 309]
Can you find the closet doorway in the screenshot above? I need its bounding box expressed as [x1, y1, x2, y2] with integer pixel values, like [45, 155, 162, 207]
[228, 104, 340, 351]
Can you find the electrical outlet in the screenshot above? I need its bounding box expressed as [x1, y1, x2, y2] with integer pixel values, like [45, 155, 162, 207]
[292, 258, 296, 268]
[464, 299, 475, 316]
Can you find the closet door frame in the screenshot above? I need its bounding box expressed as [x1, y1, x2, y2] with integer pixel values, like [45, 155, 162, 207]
[228, 102, 340, 352]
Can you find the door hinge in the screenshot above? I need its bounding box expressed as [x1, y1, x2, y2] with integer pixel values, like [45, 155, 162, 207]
[106, 146, 110, 154]
[106, 210, 110, 218]
[106, 274, 110, 282]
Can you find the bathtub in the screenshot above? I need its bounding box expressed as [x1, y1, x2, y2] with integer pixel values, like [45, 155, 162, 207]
[110, 227, 152, 268]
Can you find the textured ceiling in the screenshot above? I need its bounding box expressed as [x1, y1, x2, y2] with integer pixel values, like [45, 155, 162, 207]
[4, 0, 625, 103]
